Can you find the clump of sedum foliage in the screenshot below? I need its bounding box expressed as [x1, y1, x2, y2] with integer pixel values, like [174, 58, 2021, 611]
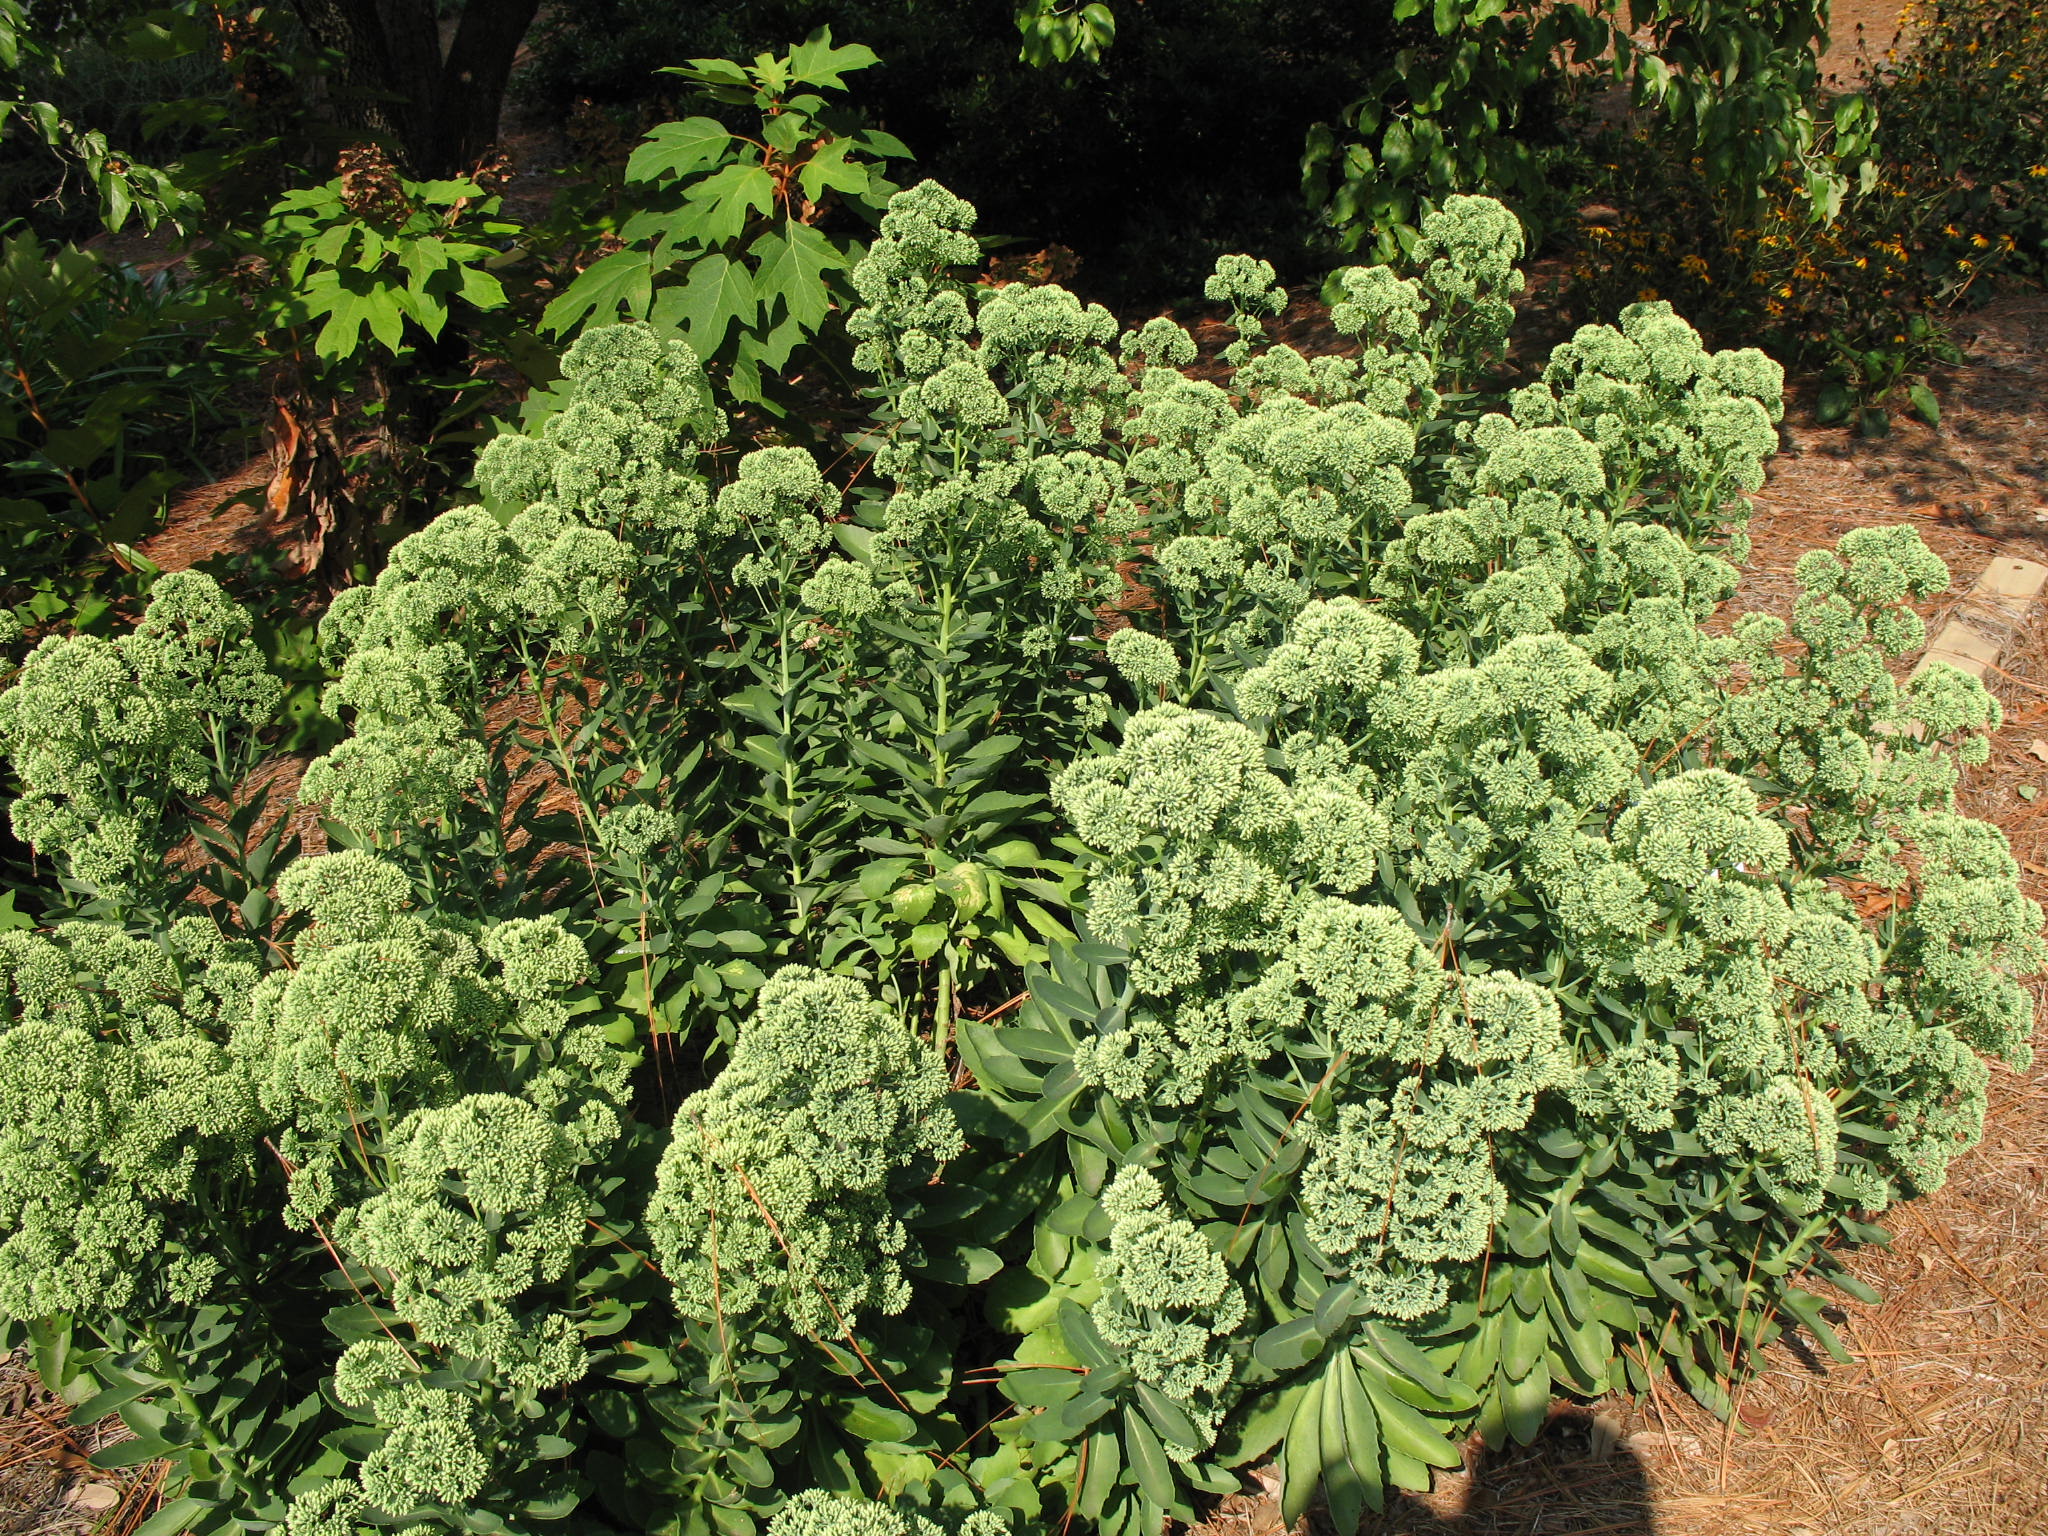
[0, 183, 2035, 1536]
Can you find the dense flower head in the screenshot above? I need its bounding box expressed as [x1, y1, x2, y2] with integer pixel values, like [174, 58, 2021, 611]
[1105, 627, 1181, 693]
[305, 323, 742, 836]
[1056, 480, 2031, 1330]
[1330, 263, 1426, 344]
[0, 574, 281, 901]
[355, 1383, 492, 1513]
[1089, 1166, 1245, 1453]
[336, 1093, 591, 1389]
[847, 180, 980, 378]
[976, 281, 1127, 437]
[235, 852, 507, 1129]
[1120, 314, 1198, 370]
[645, 968, 962, 1335]
[800, 557, 883, 620]
[0, 924, 265, 1321]
[1300, 1093, 1503, 1320]
[765, 1490, 1008, 1536]
[476, 324, 724, 553]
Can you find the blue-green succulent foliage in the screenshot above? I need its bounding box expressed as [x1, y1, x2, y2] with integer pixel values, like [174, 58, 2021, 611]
[0, 182, 2035, 1536]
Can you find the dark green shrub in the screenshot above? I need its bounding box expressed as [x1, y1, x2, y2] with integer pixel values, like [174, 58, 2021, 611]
[1565, 0, 2048, 433]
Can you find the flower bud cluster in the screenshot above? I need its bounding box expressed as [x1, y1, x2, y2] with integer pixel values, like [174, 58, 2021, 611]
[645, 967, 962, 1336]
[0, 572, 281, 900]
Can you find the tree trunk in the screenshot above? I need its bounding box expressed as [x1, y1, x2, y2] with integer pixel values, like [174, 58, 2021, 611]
[287, 0, 541, 177]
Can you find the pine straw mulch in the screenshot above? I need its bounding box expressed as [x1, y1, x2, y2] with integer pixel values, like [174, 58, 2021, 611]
[0, 1352, 159, 1536]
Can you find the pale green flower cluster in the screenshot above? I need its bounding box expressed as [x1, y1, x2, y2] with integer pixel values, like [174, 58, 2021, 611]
[1053, 694, 1571, 1312]
[765, 1490, 1007, 1536]
[235, 851, 502, 1131]
[334, 1093, 592, 1390]
[235, 852, 625, 1229]
[1203, 253, 1287, 366]
[801, 557, 883, 620]
[1718, 525, 1997, 858]
[1698, 1075, 1839, 1215]
[1191, 394, 1416, 559]
[0, 919, 265, 1319]
[1089, 1166, 1245, 1453]
[977, 280, 1127, 441]
[288, 1379, 492, 1527]
[307, 325, 724, 834]
[1507, 300, 1782, 542]
[645, 967, 963, 1336]
[474, 321, 726, 557]
[846, 180, 980, 381]
[1374, 416, 1752, 656]
[1105, 627, 1181, 694]
[0, 572, 281, 900]
[1062, 512, 2031, 1268]
[1330, 194, 1525, 385]
[831, 184, 1765, 695]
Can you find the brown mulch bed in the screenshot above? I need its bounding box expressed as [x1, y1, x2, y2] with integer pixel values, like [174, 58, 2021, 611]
[0, 1351, 159, 1536]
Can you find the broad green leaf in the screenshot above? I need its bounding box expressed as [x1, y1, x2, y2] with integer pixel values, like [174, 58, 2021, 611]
[307, 274, 406, 359]
[1279, 1376, 1325, 1526]
[787, 28, 882, 87]
[856, 128, 914, 160]
[837, 1399, 917, 1444]
[1078, 1426, 1120, 1519]
[797, 138, 870, 204]
[663, 252, 760, 358]
[455, 263, 507, 310]
[0, 891, 32, 932]
[744, 313, 810, 375]
[750, 221, 846, 333]
[681, 163, 776, 244]
[134, 1497, 214, 1536]
[542, 250, 655, 336]
[91, 1434, 181, 1469]
[627, 117, 735, 184]
[1254, 1315, 1325, 1370]
[1359, 1363, 1462, 1469]
[1123, 1405, 1176, 1507]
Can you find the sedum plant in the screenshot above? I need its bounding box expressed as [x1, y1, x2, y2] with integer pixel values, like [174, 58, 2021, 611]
[0, 177, 2036, 1536]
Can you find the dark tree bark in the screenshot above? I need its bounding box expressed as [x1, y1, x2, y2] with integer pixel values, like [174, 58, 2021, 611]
[288, 0, 542, 177]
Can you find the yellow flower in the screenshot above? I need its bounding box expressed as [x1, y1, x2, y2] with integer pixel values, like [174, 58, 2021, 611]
[1972, 233, 1992, 248]
[2031, 165, 2048, 177]
[1638, 287, 1660, 301]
